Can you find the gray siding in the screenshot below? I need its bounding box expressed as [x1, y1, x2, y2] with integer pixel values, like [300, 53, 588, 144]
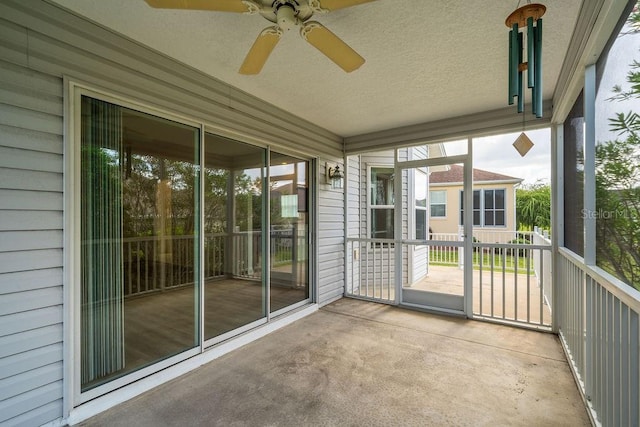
[317, 160, 345, 306]
[0, 57, 65, 426]
[0, 0, 344, 424]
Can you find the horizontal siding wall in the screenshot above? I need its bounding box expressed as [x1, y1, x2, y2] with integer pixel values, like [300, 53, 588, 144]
[317, 160, 345, 306]
[0, 0, 344, 425]
[0, 54, 65, 426]
[346, 155, 361, 239]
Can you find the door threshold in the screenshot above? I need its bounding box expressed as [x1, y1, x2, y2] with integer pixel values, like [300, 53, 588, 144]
[399, 302, 467, 318]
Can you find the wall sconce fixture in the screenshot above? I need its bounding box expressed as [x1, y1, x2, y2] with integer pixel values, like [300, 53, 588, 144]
[506, 2, 545, 118]
[326, 163, 344, 190]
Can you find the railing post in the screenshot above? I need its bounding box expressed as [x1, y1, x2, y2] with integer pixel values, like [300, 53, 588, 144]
[458, 225, 464, 270]
[292, 224, 298, 286]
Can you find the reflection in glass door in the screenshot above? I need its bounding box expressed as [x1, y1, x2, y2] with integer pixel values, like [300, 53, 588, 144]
[269, 152, 310, 313]
[80, 96, 200, 391]
[203, 134, 267, 341]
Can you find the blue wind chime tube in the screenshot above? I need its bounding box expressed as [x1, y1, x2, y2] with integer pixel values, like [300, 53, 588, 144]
[508, 23, 519, 105]
[534, 18, 543, 118]
[527, 16, 535, 116]
[527, 17, 535, 88]
[517, 31, 524, 113]
[508, 27, 513, 103]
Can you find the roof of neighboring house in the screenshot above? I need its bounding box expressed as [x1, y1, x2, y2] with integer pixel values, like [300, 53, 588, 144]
[430, 165, 522, 185]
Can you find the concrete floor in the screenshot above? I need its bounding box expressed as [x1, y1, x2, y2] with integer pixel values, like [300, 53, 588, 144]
[80, 298, 590, 426]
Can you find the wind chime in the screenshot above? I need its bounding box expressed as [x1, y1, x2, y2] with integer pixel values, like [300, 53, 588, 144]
[506, 2, 545, 156]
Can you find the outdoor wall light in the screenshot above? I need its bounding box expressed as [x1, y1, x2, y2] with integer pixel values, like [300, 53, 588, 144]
[326, 163, 344, 190]
[506, 2, 545, 118]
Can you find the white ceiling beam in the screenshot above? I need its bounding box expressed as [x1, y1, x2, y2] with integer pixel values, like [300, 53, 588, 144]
[344, 101, 552, 155]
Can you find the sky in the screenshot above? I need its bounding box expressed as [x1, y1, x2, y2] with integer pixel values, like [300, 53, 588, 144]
[472, 128, 551, 186]
[444, 128, 551, 186]
[595, 19, 640, 144]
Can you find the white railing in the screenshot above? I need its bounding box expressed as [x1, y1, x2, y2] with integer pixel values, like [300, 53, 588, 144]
[532, 227, 552, 308]
[123, 229, 303, 297]
[429, 229, 545, 273]
[557, 248, 640, 426]
[429, 233, 461, 266]
[345, 238, 395, 303]
[472, 229, 534, 245]
[123, 234, 226, 297]
[231, 231, 261, 279]
[345, 234, 552, 328]
[473, 241, 552, 329]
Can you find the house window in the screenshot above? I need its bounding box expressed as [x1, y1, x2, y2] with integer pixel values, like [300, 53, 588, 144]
[460, 189, 505, 227]
[370, 167, 394, 239]
[460, 190, 481, 226]
[430, 190, 446, 218]
[483, 189, 505, 226]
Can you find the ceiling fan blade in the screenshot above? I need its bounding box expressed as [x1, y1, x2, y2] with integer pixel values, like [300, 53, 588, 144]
[144, 0, 255, 13]
[239, 26, 283, 75]
[301, 22, 364, 73]
[315, 0, 377, 11]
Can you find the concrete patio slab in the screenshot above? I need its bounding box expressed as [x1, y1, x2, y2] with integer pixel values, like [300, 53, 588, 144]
[80, 298, 589, 426]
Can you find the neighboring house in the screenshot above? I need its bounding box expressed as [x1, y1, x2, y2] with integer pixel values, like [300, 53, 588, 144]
[428, 165, 523, 239]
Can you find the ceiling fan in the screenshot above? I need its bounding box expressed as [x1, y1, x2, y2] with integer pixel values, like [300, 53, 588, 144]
[144, 0, 376, 74]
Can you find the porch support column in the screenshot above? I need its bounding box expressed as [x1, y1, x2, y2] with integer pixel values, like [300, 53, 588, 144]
[583, 62, 597, 406]
[463, 137, 474, 317]
[583, 64, 597, 265]
[394, 148, 403, 304]
[551, 123, 564, 334]
[226, 169, 236, 278]
[265, 147, 271, 318]
[198, 125, 205, 349]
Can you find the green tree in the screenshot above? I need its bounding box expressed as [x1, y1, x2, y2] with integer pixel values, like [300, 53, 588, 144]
[516, 182, 551, 231]
[596, 3, 640, 289]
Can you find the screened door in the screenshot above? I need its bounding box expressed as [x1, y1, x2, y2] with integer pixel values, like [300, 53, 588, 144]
[396, 144, 473, 315]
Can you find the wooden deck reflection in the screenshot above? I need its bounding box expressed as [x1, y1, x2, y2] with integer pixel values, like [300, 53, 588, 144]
[122, 279, 306, 373]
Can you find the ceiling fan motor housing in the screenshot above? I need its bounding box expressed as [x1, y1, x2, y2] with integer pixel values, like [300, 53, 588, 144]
[276, 2, 298, 31]
[259, 0, 314, 28]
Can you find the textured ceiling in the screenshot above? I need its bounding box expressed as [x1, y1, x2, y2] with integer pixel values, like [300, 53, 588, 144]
[50, 0, 583, 137]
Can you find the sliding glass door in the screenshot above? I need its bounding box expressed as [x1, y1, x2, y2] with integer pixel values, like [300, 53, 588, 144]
[80, 96, 200, 391]
[78, 92, 313, 395]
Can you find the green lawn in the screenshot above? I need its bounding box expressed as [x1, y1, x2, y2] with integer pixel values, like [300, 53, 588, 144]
[429, 249, 533, 272]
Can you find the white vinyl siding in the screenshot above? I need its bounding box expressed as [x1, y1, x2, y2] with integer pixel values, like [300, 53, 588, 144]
[317, 160, 345, 305]
[0, 0, 345, 424]
[0, 56, 65, 426]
